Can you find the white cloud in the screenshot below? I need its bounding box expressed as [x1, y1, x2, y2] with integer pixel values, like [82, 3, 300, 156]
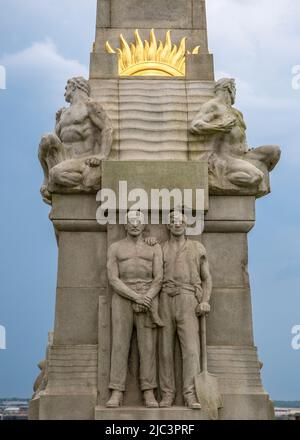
[1, 39, 87, 75]
[215, 70, 299, 111]
[208, 0, 300, 57]
[0, 39, 88, 105]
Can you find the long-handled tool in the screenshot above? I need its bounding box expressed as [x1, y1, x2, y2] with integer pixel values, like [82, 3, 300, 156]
[194, 314, 223, 420]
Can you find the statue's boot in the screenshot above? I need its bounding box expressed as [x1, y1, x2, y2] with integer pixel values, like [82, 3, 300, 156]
[105, 391, 123, 408]
[143, 390, 159, 408]
[159, 394, 174, 408]
[185, 395, 201, 410]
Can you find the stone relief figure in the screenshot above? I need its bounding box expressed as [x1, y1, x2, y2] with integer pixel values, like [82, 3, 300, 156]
[190, 78, 281, 196]
[106, 211, 164, 409]
[38, 77, 113, 204]
[32, 360, 48, 399]
[158, 211, 212, 410]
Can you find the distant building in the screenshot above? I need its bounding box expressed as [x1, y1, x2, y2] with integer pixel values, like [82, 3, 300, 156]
[0, 400, 29, 420]
[275, 407, 300, 420]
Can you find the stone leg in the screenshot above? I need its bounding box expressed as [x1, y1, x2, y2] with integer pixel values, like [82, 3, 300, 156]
[38, 134, 67, 185]
[109, 294, 134, 392]
[175, 295, 201, 400]
[49, 158, 86, 189]
[226, 158, 264, 188]
[158, 294, 177, 400]
[135, 314, 157, 391]
[38, 134, 67, 203]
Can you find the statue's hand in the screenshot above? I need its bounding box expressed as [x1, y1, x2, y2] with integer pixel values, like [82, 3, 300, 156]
[132, 303, 148, 314]
[136, 295, 152, 310]
[144, 237, 159, 247]
[135, 295, 146, 306]
[196, 302, 211, 317]
[85, 157, 102, 167]
[40, 185, 52, 205]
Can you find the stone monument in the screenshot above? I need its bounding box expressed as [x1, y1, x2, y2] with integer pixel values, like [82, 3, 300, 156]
[29, 0, 281, 420]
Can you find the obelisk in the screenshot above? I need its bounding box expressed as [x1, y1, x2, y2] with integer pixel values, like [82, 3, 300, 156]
[29, 0, 279, 420]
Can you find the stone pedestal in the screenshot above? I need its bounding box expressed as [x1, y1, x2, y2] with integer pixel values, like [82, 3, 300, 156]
[30, 193, 274, 420]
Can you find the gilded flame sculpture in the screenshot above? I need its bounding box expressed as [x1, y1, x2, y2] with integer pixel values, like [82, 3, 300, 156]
[106, 29, 200, 77]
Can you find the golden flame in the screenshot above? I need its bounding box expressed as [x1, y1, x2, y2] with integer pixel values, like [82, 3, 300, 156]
[105, 29, 200, 77]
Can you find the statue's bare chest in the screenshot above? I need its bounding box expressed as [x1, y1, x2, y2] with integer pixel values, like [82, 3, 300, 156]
[60, 104, 89, 127]
[117, 243, 154, 265]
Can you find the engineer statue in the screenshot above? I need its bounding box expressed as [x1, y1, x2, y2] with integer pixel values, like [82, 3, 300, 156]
[190, 78, 281, 196]
[38, 77, 113, 204]
[106, 211, 164, 409]
[158, 211, 212, 410]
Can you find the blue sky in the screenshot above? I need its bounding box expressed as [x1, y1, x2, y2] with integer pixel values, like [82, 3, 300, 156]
[0, 0, 299, 400]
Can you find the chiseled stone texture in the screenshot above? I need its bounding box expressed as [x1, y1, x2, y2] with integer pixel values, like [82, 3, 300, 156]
[90, 78, 215, 161]
[38, 345, 98, 420]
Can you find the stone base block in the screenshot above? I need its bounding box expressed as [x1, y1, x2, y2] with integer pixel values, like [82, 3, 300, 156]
[37, 392, 97, 420]
[28, 397, 40, 420]
[95, 406, 208, 421]
[95, 395, 274, 421]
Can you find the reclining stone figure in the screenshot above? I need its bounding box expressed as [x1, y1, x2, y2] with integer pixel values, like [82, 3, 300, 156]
[190, 78, 281, 196]
[38, 77, 113, 204]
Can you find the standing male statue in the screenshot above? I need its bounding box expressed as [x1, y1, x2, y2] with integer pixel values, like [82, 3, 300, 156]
[159, 211, 212, 410]
[106, 211, 163, 409]
[38, 77, 113, 204]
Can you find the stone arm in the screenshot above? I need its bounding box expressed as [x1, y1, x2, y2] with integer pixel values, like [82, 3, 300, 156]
[190, 101, 236, 135]
[144, 245, 163, 301]
[87, 101, 113, 159]
[196, 253, 213, 317]
[107, 245, 142, 304]
[54, 108, 66, 140]
[200, 255, 213, 304]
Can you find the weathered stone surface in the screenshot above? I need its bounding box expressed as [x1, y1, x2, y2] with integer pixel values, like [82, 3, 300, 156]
[102, 160, 209, 211]
[202, 233, 250, 289]
[186, 54, 215, 81]
[96, 0, 209, 32]
[207, 288, 254, 346]
[205, 196, 255, 222]
[51, 194, 100, 220]
[57, 232, 107, 288]
[110, 0, 194, 29]
[39, 393, 97, 420]
[54, 288, 105, 345]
